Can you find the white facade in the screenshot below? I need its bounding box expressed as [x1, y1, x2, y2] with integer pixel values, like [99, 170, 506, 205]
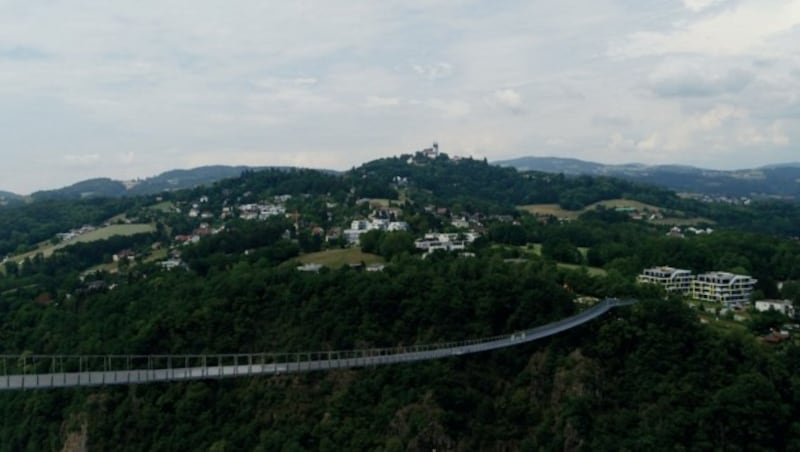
[297, 263, 323, 272]
[387, 221, 409, 232]
[638, 267, 693, 294]
[344, 219, 410, 244]
[691, 271, 757, 305]
[414, 232, 479, 253]
[450, 218, 470, 229]
[239, 203, 286, 220]
[638, 267, 758, 305]
[755, 300, 795, 318]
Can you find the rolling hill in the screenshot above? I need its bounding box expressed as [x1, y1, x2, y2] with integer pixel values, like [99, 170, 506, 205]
[495, 156, 800, 200]
[29, 165, 267, 200]
[0, 190, 22, 206]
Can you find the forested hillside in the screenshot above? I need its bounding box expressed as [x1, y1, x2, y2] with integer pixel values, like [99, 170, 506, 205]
[357, 154, 685, 212]
[496, 156, 800, 200]
[1, 255, 798, 450]
[0, 155, 799, 450]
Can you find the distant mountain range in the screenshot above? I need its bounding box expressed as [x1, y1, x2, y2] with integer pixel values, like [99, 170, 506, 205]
[30, 166, 267, 200]
[494, 156, 800, 200]
[4, 157, 800, 202]
[0, 166, 271, 201]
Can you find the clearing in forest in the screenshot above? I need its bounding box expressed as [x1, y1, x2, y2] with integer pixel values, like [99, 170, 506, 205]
[294, 248, 384, 268]
[8, 224, 156, 263]
[519, 198, 713, 225]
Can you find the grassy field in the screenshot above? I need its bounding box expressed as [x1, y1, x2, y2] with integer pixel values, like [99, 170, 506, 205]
[528, 243, 588, 258]
[517, 243, 605, 276]
[518, 203, 581, 220]
[556, 262, 607, 276]
[294, 248, 384, 268]
[149, 201, 177, 212]
[697, 312, 750, 335]
[8, 224, 156, 262]
[587, 199, 660, 210]
[519, 198, 714, 225]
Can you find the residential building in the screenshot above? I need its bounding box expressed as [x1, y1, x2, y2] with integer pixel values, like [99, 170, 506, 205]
[638, 267, 693, 294]
[343, 219, 410, 244]
[297, 263, 323, 272]
[387, 221, 409, 232]
[414, 232, 479, 254]
[690, 271, 757, 305]
[755, 300, 795, 318]
[450, 217, 470, 229]
[160, 259, 184, 270]
[666, 226, 684, 238]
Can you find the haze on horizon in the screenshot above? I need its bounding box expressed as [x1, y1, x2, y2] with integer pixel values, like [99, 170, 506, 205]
[1, 0, 798, 194]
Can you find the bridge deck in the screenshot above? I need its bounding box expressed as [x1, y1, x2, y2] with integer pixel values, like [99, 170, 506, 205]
[0, 299, 634, 390]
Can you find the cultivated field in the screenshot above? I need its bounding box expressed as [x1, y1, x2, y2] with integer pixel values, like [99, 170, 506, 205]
[518, 203, 582, 220]
[519, 198, 714, 225]
[294, 248, 384, 268]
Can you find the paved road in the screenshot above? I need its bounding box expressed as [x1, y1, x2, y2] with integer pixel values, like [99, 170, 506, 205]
[0, 298, 634, 390]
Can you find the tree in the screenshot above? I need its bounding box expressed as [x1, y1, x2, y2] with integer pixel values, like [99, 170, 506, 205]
[379, 232, 415, 260]
[541, 239, 583, 265]
[358, 230, 384, 255]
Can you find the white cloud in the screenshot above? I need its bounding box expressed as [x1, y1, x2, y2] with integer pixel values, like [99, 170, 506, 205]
[546, 137, 568, 147]
[412, 62, 454, 81]
[683, 0, 727, 12]
[737, 121, 790, 146]
[696, 104, 748, 130]
[119, 152, 135, 165]
[0, 1, 798, 192]
[426, 99, 471, 118]
[611, 0, 800, 57]
[647, 58, 753, 97]
[634, 105, 749, 152]
[63, 154, 100, 165]
[184, 149, 347, 170]
[490, 88, 525, 114]
[255, 77, 319, 89]
[608, 133, 636, 152]
[364, 96, 401, 108]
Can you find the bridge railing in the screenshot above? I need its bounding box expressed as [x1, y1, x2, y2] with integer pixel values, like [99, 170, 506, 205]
[0, 298, 629, 385]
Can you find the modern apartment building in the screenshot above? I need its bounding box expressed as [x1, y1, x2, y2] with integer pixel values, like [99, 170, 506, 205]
[638, 267, 757, 306]
[637, 266, 693, 294]
[690, 271, 757, 305]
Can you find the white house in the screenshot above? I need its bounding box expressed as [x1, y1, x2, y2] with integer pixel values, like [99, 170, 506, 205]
[414, 232, 479, 254]
[297, 263, 323, 272]
[387, 221, 409, 232]
[450, 218, 470, 229]
[755, 300, 795, 318]
[343, 219, 410, 245]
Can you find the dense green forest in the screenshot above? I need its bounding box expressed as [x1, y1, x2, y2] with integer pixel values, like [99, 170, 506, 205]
[2, 254, 799, 450]
[1, 156, 800, 450]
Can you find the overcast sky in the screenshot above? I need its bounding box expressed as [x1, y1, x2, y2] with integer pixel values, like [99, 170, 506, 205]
[1, 0, 799, 193]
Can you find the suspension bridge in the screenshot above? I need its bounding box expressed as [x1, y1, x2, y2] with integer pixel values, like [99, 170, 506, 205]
[0, 298, 635, 390]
